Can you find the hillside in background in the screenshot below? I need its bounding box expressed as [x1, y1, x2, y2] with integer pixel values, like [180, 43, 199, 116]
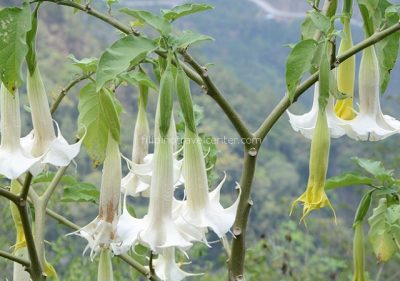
[1, 1, 400, 280]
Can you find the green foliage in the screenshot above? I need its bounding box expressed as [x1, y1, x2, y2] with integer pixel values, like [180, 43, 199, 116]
[325, 173, 373, 190]
[78, 83, 121, 165]
[68, 54, 98, 74]
[161, 3, 214, 21]
[95, 36, 157, 91]
[309, 10, 331, 34]
[368, 198, 399, 262]
[0, 3, 31, 92]
[168, 30, 213, 49]
[118, 70, 157, 91]
[120, 9, 172, 35]
[62, 183, 99, 204]
[285, 39, 317, 101]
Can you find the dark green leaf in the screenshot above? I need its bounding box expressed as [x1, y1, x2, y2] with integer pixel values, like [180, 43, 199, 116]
[120, 9, 172, 35]
[0, 4, 32, 92]
[96, 36, 157, 91]
[285, 39, 317, 102]
[161, 3, 213, 21]
[325, 173, 373, 190]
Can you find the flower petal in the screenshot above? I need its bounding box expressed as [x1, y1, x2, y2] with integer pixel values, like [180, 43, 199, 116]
[0, 147, 41, 179]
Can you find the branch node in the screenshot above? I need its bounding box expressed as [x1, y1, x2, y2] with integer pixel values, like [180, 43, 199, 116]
[233, 227, 242, 236]
[248, 148, 257, 157]
[248, 199, 253, 206]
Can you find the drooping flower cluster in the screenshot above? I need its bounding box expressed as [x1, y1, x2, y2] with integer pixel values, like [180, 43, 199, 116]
[71, 56, 240, 281]
[288, 19, 400, 221]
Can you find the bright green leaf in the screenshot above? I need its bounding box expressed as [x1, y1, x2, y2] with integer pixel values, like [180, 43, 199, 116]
[325, 173, 373, 190]
[120, 8, 172, 35]
[310, 10, 331, 33]
[96, 36, 157, 91]
[161, 3, 213, 21]
[368, 198, 397, 262]
[118, 71, 157, 90]
[61, 182, 99, 204]
[352, 157, 393, 180]
[168, 30, 213, 49]
[0, 4, 32, 92]
[285, 39, 317, 102]
[78, 83, 121, 165]
[68, 54, 98, 74]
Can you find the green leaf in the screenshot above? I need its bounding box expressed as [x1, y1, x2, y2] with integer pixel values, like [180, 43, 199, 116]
[325, 173, 373, 190]
[376, 8, 399, 94]
[368, 198, 397, 262]
[118, 71, 157, 90]
[107, 0, 118, 9]
[120, 9, 172, 35]
[309, 10, 331, 33]
[61, 182, 99, 204]
[32, 172, 77, 185]
[96, 36, 157, 91]
[285, 39, 317, 102]
[68, 54, 98, 74]
[301, 14, 316, 40]
[0, 4, 32, 92]
[169, 30, 213, 49]
[161, 3, 213, 21]
[78, 83, 121, 165]
[352, 157, 393, 180]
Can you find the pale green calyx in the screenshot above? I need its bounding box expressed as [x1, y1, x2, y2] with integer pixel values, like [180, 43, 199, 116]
[98, 249, 114, 281]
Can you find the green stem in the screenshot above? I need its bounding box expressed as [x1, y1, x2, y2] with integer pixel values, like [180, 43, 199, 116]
[255, 21, 400, 141]
[0, 250, 31, 272]
[180, 50, 253, 144]
[50, 72, 93, 114]
[0, 187, 19, 203]
[20, 173, 33, 200]
[228, 150, 257, 281]
[44, 208, 162, 281]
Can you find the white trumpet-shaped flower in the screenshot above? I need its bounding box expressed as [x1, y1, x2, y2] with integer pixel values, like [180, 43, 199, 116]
[121, 94, 151, 197]
[73, 134, 122, 258]
[174, 128, 240, 238]
[21, 68, 83, 173]
[126, 115, 184, 196]
[117, 118, 195, 254]
[342, 46, 400, 141]
[0, 84, 41, 179]
[154, 247, 200, 281]
[287, 82, 346, 139]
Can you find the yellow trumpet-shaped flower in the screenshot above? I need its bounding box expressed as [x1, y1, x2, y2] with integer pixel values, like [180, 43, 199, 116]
[290, 109, 336, 221]
[335, 17, 356, 120]
[352, 222, 366, 281]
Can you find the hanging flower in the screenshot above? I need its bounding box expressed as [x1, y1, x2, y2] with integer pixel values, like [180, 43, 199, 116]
[287, 82, 346, 139]
[117, 121, 194, 254]
[174, 128, 240, 239]
[335, 17, 356, 120]
[21, 68, 83, 173]
[342, 46, 400, 141]
[352, 222, 366, 281]
[0, 84, 41, 179]
[73, 134, 122, 258]
[154, 247, 199, 281]
[290, 109, 335, 221]
[121, 87, 151, 197]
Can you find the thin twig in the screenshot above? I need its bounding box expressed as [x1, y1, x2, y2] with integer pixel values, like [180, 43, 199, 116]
[0, 250, 32, 273]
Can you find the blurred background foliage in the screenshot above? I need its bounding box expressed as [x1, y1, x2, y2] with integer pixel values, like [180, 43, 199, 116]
[1, 0, 400, 280]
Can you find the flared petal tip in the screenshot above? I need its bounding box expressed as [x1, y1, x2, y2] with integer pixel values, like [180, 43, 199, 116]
[0, 147, 42, 179]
